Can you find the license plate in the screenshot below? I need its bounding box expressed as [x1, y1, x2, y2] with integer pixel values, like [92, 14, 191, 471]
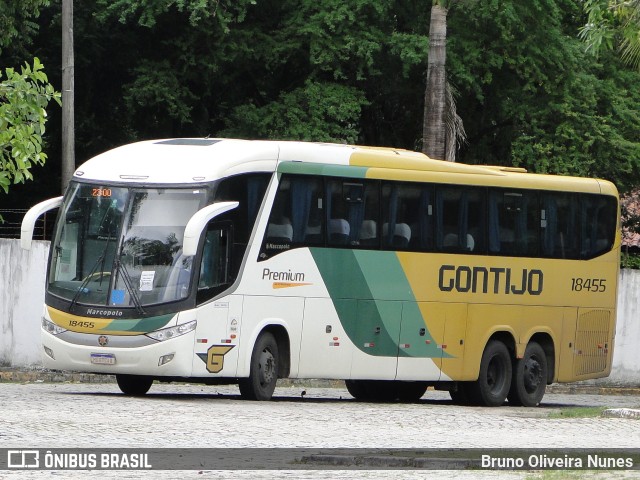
[90, 353, 116, 365]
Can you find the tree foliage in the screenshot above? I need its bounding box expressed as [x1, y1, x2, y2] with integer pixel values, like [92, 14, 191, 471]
[0, 58, 61, 194]
[2, 0, 640, 211]
[0, 0, 50, 56]
[580, 0, 640, 69]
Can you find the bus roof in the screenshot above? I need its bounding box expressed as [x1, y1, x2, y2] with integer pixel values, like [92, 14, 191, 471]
[73, 138, 618, 196]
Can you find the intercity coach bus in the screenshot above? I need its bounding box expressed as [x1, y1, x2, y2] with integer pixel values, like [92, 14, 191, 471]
[21, 139, 620, 406]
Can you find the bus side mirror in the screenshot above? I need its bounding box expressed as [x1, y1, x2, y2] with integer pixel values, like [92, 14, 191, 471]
[183, 201, 239, 257]
[20, 196, 64, 250]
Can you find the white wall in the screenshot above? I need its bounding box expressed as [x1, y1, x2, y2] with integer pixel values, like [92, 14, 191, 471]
[0, 239, 639, 384]
[0, 239, 49, 366]
[607, 268, 640, 384]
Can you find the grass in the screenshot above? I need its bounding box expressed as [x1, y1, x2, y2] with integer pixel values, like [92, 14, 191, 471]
[548, 406, 608, 419]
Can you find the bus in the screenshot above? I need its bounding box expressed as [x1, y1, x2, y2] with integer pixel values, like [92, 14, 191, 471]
[21, 139, 620, 407]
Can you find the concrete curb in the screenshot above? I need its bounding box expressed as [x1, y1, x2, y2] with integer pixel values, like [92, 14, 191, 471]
[602, 408, 640, 419]
[0, 368, 343, 388]
[1, 368, 639, 397]
[546, 383, 640, 397]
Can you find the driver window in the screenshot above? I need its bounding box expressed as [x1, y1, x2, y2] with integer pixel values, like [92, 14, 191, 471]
[197, 222, 233, 304]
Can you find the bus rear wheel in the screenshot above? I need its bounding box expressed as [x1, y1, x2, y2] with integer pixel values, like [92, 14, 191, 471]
[508, 342, 547, 407]
[468, 340, 512, 407]
[116, 374, 153, 396]
[239, 332, 279, 401]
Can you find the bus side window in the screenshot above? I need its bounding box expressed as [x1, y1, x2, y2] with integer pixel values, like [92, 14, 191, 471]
[436, 186, 484, 253]
[381, 182, 422, 250]
[260, 175, 324, 260]
[581, 194, 617, 258]
[197, 222, 232, 304]
[542, 192, 579, 259]
[290, 177, 323, 245]
[416, 187, 434, 251]
[326, 179, 379, 248]
[488, 189, 539, 257]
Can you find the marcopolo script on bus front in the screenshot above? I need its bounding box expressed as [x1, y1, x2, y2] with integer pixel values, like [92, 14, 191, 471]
[439, 265, 543, 296]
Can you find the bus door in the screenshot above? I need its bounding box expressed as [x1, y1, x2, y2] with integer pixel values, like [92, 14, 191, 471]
[192, 222, 243, 377]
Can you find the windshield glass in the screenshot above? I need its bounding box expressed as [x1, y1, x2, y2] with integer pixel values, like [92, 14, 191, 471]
[48, 183, 207, 308]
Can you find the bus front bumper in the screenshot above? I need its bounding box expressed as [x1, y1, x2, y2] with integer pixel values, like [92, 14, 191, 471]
[40, 329, 196, 377]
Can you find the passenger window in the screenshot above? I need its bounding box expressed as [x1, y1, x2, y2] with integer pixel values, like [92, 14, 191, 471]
[541, 192, 579, 259]
[580, 194, 617, 258]
[488, 189, 539, 257]
[382, 183, 424, 250]
[260, 175, 324, 259]
[436, 186, 485, 253]
[327, 179, 379, 247]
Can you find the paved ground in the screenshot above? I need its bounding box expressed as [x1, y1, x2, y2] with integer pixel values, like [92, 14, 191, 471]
[1, 380, 639, 479]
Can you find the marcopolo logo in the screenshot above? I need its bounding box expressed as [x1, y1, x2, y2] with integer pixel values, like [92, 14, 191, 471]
[85, 308, 124, 317]
[439, 265, 544, 296]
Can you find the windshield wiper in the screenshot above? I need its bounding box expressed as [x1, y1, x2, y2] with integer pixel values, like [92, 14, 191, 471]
[69, 234, 115, 312]
[113, 242, 146, 316]
[68, 199, 120, 311]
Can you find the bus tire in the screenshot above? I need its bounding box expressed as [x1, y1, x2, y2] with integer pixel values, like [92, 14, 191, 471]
[116, 374, 153, 396]
[396, 382, 428, 402]
[468, 340, 512, 407]
[360, 381, 397, 402]
[345, 380, 371, 400]
[239, 332, 279, 401]
[508, 341, 547, 407]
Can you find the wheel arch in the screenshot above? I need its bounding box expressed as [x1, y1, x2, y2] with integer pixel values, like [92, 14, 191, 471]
[464, 329, 517, 381]
[488, 331, 517, 355]
[242, 320, 291, 379]
[261, 324, 291, 378]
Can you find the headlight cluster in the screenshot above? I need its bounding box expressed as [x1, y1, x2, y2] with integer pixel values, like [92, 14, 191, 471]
[145, 320, 197, 342]
[42, 317, 67, 335]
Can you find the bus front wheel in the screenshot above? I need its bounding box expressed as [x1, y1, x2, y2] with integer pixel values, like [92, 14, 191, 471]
[508, 342, 547, 407]
[239, 332, 279, 401]
[116, 374, 153, 396]
[468, 340, 512, 407]
[345, 380, 371, 400]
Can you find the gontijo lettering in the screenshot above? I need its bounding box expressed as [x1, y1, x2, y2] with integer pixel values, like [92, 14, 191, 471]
[439, 265, 543, 295]
[262, 268, 305, 282]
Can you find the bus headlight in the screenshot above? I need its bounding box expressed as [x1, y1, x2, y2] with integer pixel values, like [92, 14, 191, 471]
[42, 317, 67, 335]
[145, 320, 197, 342]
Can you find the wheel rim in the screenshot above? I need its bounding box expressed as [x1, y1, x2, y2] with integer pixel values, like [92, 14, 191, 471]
[258, 348, 276, 387]
[523, 356, 543, 394]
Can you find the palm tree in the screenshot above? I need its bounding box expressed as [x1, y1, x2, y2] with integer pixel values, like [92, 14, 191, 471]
[581, 0, 640, 69]
[422, 1, 465, 162]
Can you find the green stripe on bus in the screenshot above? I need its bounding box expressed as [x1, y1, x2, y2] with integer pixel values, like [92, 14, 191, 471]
[310, 248, 450, 359]
[102, 314, 175, 333]
[278, 162, 369, 178]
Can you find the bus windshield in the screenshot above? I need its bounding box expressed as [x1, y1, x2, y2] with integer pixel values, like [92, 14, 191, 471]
[48, 183, 207, 308]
